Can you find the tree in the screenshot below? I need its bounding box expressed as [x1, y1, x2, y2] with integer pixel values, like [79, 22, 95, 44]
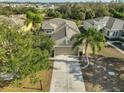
[55, 11, 62, 18]
[109, 9, 124, 19]
[0, 6, 13, 16]
[71, 27, 105, 69]
[0, 22, 54, 84]
[25, 11, 44, 33]
[46, 9, 62, 18]
[95, 6, 110, 17]
[46, 4, 85, 21]
[46, 9, 56, 17]
[85, 10, 95, 19]
[27, 7, 39, 14]
[70, 5, 85, 20]
[0, 6, 37, 15]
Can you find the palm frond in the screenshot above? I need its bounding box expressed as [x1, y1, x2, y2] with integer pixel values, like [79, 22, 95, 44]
[87, 27, 106, 55]
[71, 33, 85, 49]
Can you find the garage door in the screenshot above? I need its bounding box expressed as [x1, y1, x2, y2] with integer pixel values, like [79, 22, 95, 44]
[54, 47, 78, 56]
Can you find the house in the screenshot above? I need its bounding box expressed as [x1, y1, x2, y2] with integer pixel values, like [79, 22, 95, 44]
[83, 16, 124, 40]
[0, 15, 24, 28]
[42, 4, 55, 9]
[42, 18, 80, 56]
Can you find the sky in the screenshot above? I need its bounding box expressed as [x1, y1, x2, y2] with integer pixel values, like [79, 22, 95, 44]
[0, 0, 113, 2]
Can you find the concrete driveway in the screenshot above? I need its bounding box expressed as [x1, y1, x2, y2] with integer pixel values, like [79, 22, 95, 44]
[50, 55, 86, 92]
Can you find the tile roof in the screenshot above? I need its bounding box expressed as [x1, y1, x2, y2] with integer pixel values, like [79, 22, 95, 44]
[42, 18, 79, 40]
[0, 15, 25, 28]
[85, 16, 124, 31]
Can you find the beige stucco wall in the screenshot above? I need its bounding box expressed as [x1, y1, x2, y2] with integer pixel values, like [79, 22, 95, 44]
[119, 30, 124, 39]
[104, 29, 121, 39]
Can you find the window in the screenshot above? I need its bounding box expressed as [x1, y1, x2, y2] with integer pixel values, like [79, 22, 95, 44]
[46, 29, 53, 34]
[121, 32, 124, 37]
[115, 32, 118, 37]
[107, 31, 110, 36]
[113, 32, 115, 36]
[47, 30, 51, 33]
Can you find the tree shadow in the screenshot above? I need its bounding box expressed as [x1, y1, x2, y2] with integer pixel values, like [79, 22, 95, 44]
[0, 79, 12, 89]
[81, 55, 124, 92]
[105, 44, 114, 48]
[78, 26, 87, 33]
[22, 87, 42, 90]
[67, 61, 84, 82]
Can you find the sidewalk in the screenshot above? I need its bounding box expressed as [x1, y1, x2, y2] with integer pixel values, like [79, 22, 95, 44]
[107, 41, 124, 55]
[50, 55, 86, 92]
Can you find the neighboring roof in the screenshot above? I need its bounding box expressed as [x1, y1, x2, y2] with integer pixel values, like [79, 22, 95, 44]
[42, 18, 79, 40]
[86, 17, 105, 25]
[105, 17, 115, 30]
[0, 15, 25, 27]
[85, 16, 124, 31]
[42, 18, 65, 30]
[10, 15, 25, 27]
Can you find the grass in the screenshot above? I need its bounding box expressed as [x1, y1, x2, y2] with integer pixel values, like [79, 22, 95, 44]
[82, 44, 124, 92]
[98, 45, 124, 58]
[0, 61, 53, 92]
[87, 43, 124, 58]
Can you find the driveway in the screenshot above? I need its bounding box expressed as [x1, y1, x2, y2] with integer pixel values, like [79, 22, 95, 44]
[50, 55, 86, 92]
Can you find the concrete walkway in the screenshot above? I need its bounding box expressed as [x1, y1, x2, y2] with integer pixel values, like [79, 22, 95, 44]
[50, 55, 86, 92]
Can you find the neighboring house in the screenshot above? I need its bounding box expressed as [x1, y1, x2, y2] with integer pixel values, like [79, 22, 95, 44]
[42, 4, 55, 9]
[0, 15, 33, 32]
[0, 15, 24, 28]
[10, 15, 25, 28]
[42, 18, 80, 56]
[21, 22, 33, 32]
[83, 16, 124, 40]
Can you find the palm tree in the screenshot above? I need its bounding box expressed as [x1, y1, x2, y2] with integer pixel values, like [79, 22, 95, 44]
[71, 27, 105, 69]
[25, 11, 44, 33]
